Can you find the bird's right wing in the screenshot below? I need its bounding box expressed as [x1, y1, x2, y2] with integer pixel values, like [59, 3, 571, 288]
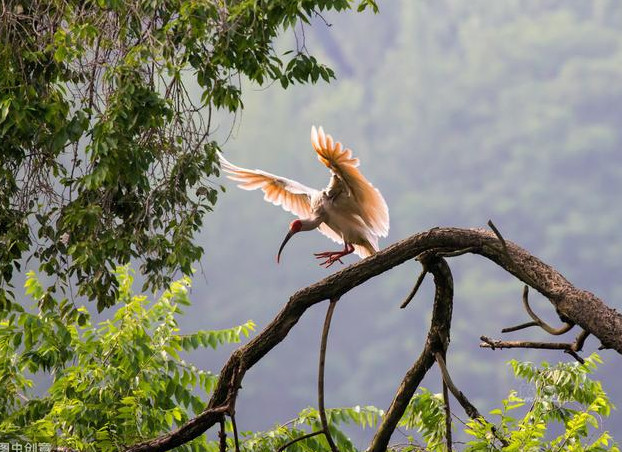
[311, 126, 390, 238]
[218, 152, 318, 219]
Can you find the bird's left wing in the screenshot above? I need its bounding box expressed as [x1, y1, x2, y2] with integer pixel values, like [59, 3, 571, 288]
[218, 152, 318, 219]
[311, 126, 389, 238]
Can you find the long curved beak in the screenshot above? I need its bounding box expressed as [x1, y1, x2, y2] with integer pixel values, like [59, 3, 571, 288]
[276, 229, 296, 263]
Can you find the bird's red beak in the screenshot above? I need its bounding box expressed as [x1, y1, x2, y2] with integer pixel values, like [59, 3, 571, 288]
[277, 229, 297, 264]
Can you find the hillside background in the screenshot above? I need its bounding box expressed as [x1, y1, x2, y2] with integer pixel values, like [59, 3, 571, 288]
[180, 0, 622, 444]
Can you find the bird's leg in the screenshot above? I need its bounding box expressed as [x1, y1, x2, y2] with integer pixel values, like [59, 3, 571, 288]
[314, 243, 355, 268]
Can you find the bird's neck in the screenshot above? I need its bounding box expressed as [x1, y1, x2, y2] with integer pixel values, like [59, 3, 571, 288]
[300, 216, 323, 231]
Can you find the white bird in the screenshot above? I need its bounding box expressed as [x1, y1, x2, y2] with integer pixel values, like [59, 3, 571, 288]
[218, 126, 389, 267]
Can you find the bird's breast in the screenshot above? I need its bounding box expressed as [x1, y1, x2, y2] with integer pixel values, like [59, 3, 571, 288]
[320, 196, 369, 242]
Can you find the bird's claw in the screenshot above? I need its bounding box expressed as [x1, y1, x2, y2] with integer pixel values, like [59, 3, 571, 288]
[314, 251, 346, 268]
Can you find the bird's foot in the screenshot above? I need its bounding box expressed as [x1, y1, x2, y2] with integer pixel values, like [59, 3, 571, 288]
[314, 244, 354, 268]
[314, 251, 346, 268]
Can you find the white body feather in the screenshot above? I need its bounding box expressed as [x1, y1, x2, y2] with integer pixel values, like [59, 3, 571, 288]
[218, 126, 389, 259]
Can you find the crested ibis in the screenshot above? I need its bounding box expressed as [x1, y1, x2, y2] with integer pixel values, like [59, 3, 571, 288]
[218, 126, 389, 267]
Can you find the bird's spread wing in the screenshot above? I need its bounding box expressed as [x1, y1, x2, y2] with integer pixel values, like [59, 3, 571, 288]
[218, 152, 317, 219]
[311, 126, 389, 238]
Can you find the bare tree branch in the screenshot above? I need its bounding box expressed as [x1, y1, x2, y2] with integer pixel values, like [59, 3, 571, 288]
[400, 265, 428, 309]
[435, 352, 509, 447]
[276, 431, 324, 452]
[368, 254, 453, 452]
[480, 336, 574, 350]
[441, 370, 453, 452]
[125, 227, 622, 452]
[434, 352, 480, 420]
[520, 285, 574, 335]
[230, 413, 240, 452]
[318, 298, 339, 452]
[480, 336, 587, 364]
[218, 419, 226, 452]
[502, 320, 539, 333]
[487, 219, 508, 256]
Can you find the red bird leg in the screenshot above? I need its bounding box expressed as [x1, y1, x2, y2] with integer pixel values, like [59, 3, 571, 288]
[314, 243, 355, 268]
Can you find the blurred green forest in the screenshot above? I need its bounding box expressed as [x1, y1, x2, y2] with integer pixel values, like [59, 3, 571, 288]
[184, 0, 622, 444]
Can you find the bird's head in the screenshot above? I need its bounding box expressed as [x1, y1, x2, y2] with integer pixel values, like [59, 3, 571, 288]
[276, 219, 304, 264]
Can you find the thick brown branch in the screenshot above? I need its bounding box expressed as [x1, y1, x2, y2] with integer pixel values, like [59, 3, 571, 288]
[126, 227, 622, 452]
[368, 255, 453, 452]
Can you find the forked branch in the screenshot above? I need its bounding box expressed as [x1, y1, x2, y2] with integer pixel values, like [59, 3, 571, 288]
[126, 227, 622, 452]
[368, 254, 453, 452]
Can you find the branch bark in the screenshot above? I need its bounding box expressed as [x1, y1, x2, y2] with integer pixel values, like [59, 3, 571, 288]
[367, 254, 453, 452]
[125, 227, 622, 452]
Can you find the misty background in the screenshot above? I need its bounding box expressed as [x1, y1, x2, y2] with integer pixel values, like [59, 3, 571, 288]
[134, 0, 622, 445]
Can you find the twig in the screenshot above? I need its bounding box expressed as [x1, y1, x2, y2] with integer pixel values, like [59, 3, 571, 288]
[564, 349, 585, 364]
[502, 321, 539, 333]
[401, 247, 478, 309]
[480, 336, 572, 350]
[435, 352, 509, 447]
[218, 419, 226, 452]
[318, 298, 339, 452]
[435, 352, 481, 420]
[487, 219, 508, 256]
[520, 285, 573, 335]
[230, 412, 240, 452]
[480, 336, 586, 364]
[400, 266, 427, 309]
[574, 329, 589, 351]
[276, 431, 324, 452]
[441, 366, 453, 451]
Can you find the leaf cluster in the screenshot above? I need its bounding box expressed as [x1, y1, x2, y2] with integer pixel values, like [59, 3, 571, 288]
[465, 354, 618, 451]
[0, 266, 255, 451]
[1, 266, 618, 451]
[235, 405, 384, 452]
[0, 0, 377, 311]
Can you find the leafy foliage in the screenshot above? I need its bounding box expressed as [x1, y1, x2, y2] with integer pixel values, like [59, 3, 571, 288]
[465, 354, 618, 451]
[378, 355, 619, 451]
[0, 269, 618, 450]
[235, 405, 384, 452]
[398, 388, 447, 450]
[0, 0, 376, 311]
[0, 267, 255, 451]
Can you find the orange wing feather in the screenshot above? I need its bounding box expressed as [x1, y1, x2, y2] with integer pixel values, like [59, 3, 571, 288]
[310, 126, 389, 238]
[218, 152, 316, 220]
